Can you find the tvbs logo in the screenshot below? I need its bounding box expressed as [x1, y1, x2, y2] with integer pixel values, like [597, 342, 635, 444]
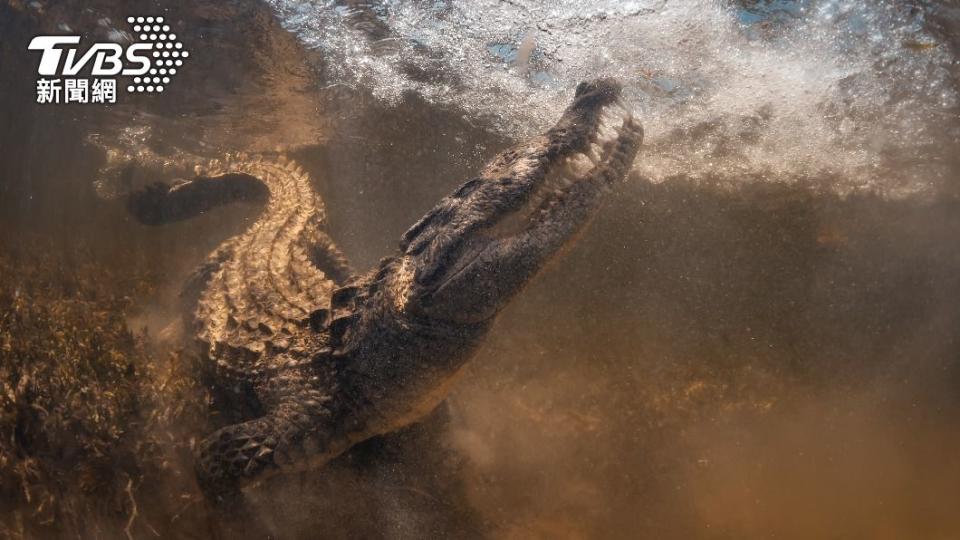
[28, 16, 189, 104]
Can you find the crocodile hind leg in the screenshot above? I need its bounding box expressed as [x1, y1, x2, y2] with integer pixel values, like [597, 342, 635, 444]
[195, 365, 338, 506]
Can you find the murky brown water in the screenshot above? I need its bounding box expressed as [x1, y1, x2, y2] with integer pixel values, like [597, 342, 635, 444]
[1, 1, 959, 538]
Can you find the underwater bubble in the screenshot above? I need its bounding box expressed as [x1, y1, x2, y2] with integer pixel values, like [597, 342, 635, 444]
[264, 0, 957, 197]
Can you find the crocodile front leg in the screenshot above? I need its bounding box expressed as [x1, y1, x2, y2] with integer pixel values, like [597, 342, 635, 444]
[195, 366, 337, 505]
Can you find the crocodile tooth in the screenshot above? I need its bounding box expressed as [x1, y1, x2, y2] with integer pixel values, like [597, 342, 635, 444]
[599, 123, 617, 142]
[573, 155, 593, 175]
[603, 108, 621, 125]
[581, 146, 600, 165]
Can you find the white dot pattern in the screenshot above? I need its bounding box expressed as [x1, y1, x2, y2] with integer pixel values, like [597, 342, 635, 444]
[126, 15, 189, 94]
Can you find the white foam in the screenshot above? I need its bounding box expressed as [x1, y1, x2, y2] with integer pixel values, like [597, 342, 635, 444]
[265, 0, 957, 197]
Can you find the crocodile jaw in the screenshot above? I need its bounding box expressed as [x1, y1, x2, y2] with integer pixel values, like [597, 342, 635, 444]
[395, 79, 643, 324]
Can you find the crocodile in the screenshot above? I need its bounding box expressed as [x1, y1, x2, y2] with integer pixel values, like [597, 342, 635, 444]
[124, 79, 643, 505]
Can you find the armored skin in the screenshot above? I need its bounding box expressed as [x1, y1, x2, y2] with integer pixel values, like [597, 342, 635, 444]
[125, 79, 643, 504]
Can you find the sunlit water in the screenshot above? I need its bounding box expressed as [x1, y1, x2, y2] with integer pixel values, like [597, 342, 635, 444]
[265, 0, 957, 197]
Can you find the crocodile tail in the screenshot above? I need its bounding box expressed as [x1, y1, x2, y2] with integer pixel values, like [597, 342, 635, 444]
[126, 154, 353, 362]
[126, 154, 273, 226]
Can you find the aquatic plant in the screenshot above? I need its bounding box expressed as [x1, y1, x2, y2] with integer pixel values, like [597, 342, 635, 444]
[0, 238, 209, 539]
